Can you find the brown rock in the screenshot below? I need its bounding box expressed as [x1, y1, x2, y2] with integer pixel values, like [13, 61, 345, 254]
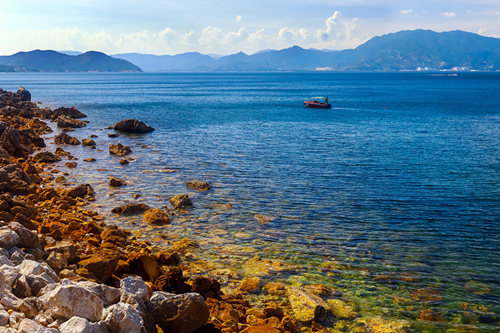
[56, 115, 88, 128]
[186, 180, 211, 191]
[192, 277, 221, 299]
[108, 133, 119, 138]
[54, 132, 80, 145]
[119, 158, 129, 165]
[52, 107, 87, 119]
[66, 183, 94, 198]
[0, 127, 26, 157]
[33, 151, 61, 163]
[79, 255, 119, 283]
[65, 162, 77, 168]
[239, 277, 261, 293]
[169, 194, 193, 209]
[84, 158, 96, 162]
[128, 253, 161, 281]
[111, 203, 150, 215]
[109, 176, 126, 187]
[82, 139, 96, 147]
[153, 267, 191, 294]
[143, 208, 170, 225]
[109, 143, 132, 156]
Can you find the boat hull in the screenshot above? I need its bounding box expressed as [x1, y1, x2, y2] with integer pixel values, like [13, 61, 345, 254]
[304, 101, 332, 109]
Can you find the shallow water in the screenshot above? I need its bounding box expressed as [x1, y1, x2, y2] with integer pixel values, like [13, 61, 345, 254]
[1, 72, 499, 331]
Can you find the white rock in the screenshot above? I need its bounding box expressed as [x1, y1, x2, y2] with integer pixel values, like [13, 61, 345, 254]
[0, 291, 21, 310]
[18, 260, 59, 295]
[0, 255, 12, 266]
[17, 318, 60, 333]
[37, 280, 103, 322]
[103, 302, 144, 333]
[119, 276, 148, 303]
[0, 228, 19, 249]
[77, 281, 120, 307]
[60, 316, 109, 333]
[0, 264, 19, 287]
[8, 222, 39, 248]
[0, 309, 9, 326]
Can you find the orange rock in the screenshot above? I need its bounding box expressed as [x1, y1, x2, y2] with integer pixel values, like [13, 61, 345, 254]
[239, 277, 261, 293]
[143, 208, 170, 225]
[79, 255, 119, 283]
[128, 253, 161, 281]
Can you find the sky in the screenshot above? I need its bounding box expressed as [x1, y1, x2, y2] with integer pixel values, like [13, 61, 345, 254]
[0, 0, 499, 55]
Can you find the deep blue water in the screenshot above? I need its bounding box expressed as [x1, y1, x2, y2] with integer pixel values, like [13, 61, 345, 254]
[1, 72, 499, 331]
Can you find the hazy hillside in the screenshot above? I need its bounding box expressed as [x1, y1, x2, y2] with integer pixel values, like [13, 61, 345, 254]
[0, 50, 141, 72]
[115, 29, 500, 72]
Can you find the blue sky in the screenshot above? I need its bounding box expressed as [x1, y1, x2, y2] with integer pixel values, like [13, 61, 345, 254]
[0, 0, 499, 55]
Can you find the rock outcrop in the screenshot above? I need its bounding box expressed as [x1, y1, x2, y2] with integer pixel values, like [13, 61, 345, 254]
[113, 119, 155, 134]
[186, 180, 211, 192]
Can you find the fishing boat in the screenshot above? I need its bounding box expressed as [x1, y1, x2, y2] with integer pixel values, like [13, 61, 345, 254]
[303, 96, 331, 109]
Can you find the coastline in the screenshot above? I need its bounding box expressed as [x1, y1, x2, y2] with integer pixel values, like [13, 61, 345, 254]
[1, 85, 497, 333]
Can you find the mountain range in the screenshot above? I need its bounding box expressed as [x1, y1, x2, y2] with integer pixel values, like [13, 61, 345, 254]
[0, 30, 499, 72]
[0, 50, 141, 72]
[114, 30, 500, 72]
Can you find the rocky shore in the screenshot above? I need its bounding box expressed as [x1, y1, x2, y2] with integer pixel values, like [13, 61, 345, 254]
[0, 87, 413, 333]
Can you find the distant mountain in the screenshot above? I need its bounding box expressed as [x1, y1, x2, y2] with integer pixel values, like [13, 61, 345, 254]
[0, 50, 141, 72]
[113, 52, 215, 72]
[0, 64, 15, 72]
[114, 30, 500, 72]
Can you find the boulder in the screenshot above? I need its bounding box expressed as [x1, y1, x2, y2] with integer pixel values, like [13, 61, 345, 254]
[0, 309, 8, 326]
[112, 203, 150, 215]
[45, 241, 78, 263]
[16, 87, 31, 102]
[46, 251, 67, 271]
[78, 255, 119, 283]
[57, 116, 88, 128]
[103, 302, 144, 333]
[52, 107, 87, 119]
[8, 222, 40, 248]
[54, 132, 81, 145]
[0, 227, 20, 249]
[108, 176, 125, 187]
[33, 151, 61, 163]
[109, 143, 131, 157]
[113, 119, 155, 134]
[82, 139, 96, 147]
[128, 254, 161, 282]
[148, 291, 209, 333]
[18, 260, 59, 295]
[0, 164, 32, 194]
[66, 184, 94, 198]
[286, 287, 328, 322]
[60, 316, 108, 333]
[0, 127, 25, 157]
[18, 318, 60, 333]
[77, 280, 120, 307]
[37, 279, 104, 322]
[143, 208, 170, 225]
[169, 194, 193, 210]
[0, 263, 19, 287]
[186, 180, 211, 192]
[120, 276, 148, 303]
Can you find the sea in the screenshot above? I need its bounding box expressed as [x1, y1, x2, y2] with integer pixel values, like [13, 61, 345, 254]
[1, 72, 499, 332]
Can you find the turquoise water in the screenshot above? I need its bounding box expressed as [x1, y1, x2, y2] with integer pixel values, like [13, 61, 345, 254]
[1, 72, 499, 331]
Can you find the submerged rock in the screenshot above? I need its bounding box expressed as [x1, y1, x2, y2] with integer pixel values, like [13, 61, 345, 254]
[112, 203, 150, 215]
[327, 299, 358, 320]
[108, 176, 126, 187]
[113, 119, 155, 134]
[109, 143, 131, 157]
[239, 277, 262, 293]
[286, 287, 328, 322]
[186, 180, 211, 192]
[169, 194, 193, 210]
[143, 208, 170, 225]
[148, 291, 209, 333]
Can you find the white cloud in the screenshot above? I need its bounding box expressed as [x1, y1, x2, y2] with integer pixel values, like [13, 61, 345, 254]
[236, 15, 242, 22]
[443, 12, 456, 17]
[399, 9, 413, 15]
